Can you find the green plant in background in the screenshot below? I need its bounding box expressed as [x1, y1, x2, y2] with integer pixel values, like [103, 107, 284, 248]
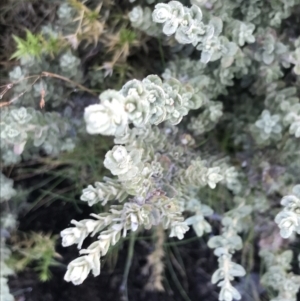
[2, 0, 300, 300]
[9, 232, 61, 282]
[11, 30, 45, 60]
[11, 29, 63, 60]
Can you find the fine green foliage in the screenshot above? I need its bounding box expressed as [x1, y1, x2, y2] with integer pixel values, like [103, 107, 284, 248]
[11, 29, 62, 60]
[10, 232, 61, 282]
[11, 30, 44, 60]
[119, 29, 137, 46]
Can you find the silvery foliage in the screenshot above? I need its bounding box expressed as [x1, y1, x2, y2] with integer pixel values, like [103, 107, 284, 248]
[29, 0, 300, 298]
[62, 121, 229, 284]
[250, 86, 300, 143]
[208, 204, 252, 301]
[0, 106, 75, 165]
[64, 43, 257, 295]
[88, 69, 105, 88]
[129, 6, 161, 37]
[286, 107, 300, 139]
[275, 184, 300, 239]
[178, 158, 224, 189]
[61, 145, 226, 285]
[185, 199, 213, 237]
[267, 87, 300, 138]
[179, 156, 242, 194]
[251, 33, 290, 84]
[260, 250, 300, 301]
[162, 57, 224, 99]
[0, 237, 14, 301]
[230, 21, 255, 47]
[57, 2, 75, 20]
[62, 195, 188, 284]
[61, 139, 184, 283]
[152, 1, 239, 63]
[247, 192, 269, 213]
[252, 110, 282, 142]
[161, 54, 251, 101]
[289, 38, 300, 75]
[61, 70, 248, 285]
[80, 177, 128, 207]
[84, 90, 128, 136]
[8, 50, 82, 109]
[188, 101, 223, 135]
[7, 16, 83, 112]
[1, 205, 17, 301]
[197, 0, 298, 28]
[253, 29, 289, 67]
[84, 75, 204, 136]
[0, 173, 16, 202]
[162, 57, 237, 137]
[59, 50, 82, 79]
[212, 158, 242, 195]
[56, 2, 77, 35]
[6, 29, 84, 160]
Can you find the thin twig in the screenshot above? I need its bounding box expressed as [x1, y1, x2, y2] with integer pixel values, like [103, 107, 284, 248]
[0, 75, 41, 107]
[41, 71, 96, 95]
[0, 70, 97, 108]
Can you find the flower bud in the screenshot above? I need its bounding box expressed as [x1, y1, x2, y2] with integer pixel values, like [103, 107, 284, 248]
[64, 256, 91, 285]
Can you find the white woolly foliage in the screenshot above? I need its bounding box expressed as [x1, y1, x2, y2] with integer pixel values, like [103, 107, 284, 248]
[260, 250, 300, 301]
[275, 184, 300, 239]
[0, 106, 75, 165]
[84, 91, 128, 136]
[62, 71, 239, 286]
[0, 240, 14, 301]
[0, 173, 16, 203]
[152, 1, 239, 63]
[84, 75, 204, 137]
[255, 110, 282, 141]
[185, 199, 213, 236]
[0, 180, 15, 300]
[208, 204, 252, 301]
[129, 6, 161, 37]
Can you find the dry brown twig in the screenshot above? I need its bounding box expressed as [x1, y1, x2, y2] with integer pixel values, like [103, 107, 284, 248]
[0, 71, 96, 108]
[68, 0, 104, 47]
[142, 225, 165, 292]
